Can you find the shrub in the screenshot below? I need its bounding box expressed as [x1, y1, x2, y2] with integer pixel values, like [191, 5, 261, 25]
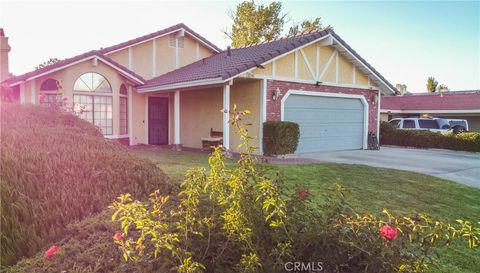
[380, 121, 480, 152]
[0, 103, 171, 266]
[263, 121, 300, 156]
[111, 109, 479, 273]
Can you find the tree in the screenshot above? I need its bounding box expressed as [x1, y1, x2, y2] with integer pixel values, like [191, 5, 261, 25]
[36, 58, 60, 70]
[426, 76, 438, 92]
[225, 1, 286, 48]
[437, 84, 449, 92]
[288, 17, 323, 36]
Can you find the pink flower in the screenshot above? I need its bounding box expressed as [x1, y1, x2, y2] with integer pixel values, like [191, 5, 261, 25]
[298, 188, 310, 200]
[62, 96, 68, 101]
[44, 245, 60, 259]
[380, 225, 398, 241]
[114, 233, 125, 241]
[38, 94, 46, 102]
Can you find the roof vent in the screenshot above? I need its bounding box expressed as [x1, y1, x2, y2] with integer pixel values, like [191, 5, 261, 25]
[0, 29, 4, 37]
[227, 46, 231, 57]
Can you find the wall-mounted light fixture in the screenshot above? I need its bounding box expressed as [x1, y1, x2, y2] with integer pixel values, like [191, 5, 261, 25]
[374, 95, 378, 104]
[272, 88, 282, 101]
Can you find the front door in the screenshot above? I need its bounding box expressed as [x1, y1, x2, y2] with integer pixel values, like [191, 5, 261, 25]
[148, 97, 169, 145]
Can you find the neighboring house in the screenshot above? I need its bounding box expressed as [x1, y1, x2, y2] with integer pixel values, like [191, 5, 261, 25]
[1, 24, 397, 154]
[381, 90, 480, 132]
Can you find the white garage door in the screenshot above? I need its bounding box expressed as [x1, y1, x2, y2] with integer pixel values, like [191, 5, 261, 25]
[283, 93, 366, 153]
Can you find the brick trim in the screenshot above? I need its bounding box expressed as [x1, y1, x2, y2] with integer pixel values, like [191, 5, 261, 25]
[266, 80, 379, 134]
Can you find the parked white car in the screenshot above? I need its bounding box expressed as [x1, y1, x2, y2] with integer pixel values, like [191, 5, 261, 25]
[443, 119, 469, 133]
[388, 118, 456, 134]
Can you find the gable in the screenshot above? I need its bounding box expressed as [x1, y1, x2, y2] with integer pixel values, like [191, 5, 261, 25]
[106, 33, 216, 80]
[252, 43, 376, 89]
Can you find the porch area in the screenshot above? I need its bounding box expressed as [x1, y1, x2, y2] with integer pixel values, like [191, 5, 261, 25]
[132, 78, 264, 154]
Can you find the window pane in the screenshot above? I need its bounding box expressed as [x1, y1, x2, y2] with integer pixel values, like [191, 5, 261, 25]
[403, 120, 415, 128]
[120, 97, 128, 134]
[40, 79, 59, 91]
[389, 120, 400, 128]
[120, 84, 128, 95]
[93, 96, 113, 135]
[418, 120, 439, 129]
[73, 95, 93, 123]
[74, 72, 112, 93]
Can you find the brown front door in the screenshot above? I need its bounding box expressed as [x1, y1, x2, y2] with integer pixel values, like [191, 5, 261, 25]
[148, 97, 169, 145]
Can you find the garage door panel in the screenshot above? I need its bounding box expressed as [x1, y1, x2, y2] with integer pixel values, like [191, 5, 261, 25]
[285, 108, 364, 122]
[286, 95, 363, 109]
[300, 124, 363, 136]
[283, 93, 365, 153]
[298, 136, 363, 153]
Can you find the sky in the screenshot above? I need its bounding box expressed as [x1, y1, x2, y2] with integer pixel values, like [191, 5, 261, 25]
[0, 0, 479, 92]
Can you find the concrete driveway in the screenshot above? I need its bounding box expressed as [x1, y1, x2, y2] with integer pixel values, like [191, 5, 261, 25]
[300, 147, 480, 188]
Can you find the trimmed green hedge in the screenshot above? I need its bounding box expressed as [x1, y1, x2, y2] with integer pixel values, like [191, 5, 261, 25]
[0, 104, 171, 266]
[263, 121, 300, 156]
[380, 121, 480, 152]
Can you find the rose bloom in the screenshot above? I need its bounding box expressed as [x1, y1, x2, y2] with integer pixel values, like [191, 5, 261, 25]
[38, 94, 46, 102]
[114, 233, 125, 241]
[380, 225, 398, 241]
[44, 245, 60, 259]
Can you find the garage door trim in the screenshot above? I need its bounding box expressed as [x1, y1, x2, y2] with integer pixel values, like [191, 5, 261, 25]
[281, 90, 369, 150]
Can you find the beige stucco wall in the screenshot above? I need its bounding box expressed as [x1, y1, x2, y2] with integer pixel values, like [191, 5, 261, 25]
[230, 80, 261, 152]
[180, 87, 223, 149]
[251, 43, 373, 88]
[108, 49, 129, 68]
[276, 52, 295, 78]
[131, 91, 147, 144]
[179, 35, 198, 68]
[132, 40, 153, 79]
[106, 33, 216, 80]
[155, 35, 176, 76]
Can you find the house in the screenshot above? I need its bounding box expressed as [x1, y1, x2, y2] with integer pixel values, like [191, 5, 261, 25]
[1, 23, 397, 154]
[381, 90, 480, 132]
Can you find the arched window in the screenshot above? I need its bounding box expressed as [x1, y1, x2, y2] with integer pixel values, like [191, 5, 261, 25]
[39, 78, 61, 106]
[73, 72, 113, 135]
[119, 84, 128, 95]
[40, 79, 60, 92]
[119, 84, 128, 135]
[73, 72, 112, 92]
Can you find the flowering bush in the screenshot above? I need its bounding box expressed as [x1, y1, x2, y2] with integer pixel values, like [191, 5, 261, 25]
[111, 108, 479, 273]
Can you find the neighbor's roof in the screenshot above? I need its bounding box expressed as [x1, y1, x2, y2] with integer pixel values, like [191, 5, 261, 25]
[4, 23, 220, 86]
[381, 90, 480, 111]
[139, 28, 398, 94]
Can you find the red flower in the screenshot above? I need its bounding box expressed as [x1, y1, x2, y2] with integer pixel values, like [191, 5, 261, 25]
[44, 245, 59, 259]
[380, 225, 398, 241]
[38, 94, 46, 102]
[298, 188, 310, 200]
[114, 232, 125, 241]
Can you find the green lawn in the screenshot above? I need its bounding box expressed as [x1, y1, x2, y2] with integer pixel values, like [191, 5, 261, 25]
[131, 146, 480, 273]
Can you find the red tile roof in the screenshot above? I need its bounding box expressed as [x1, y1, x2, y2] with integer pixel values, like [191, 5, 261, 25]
[381, 91, 480, 111]
[139, 28, 397, 93]
[5, 51, 146, 85]
[4, 23, 219, 86]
